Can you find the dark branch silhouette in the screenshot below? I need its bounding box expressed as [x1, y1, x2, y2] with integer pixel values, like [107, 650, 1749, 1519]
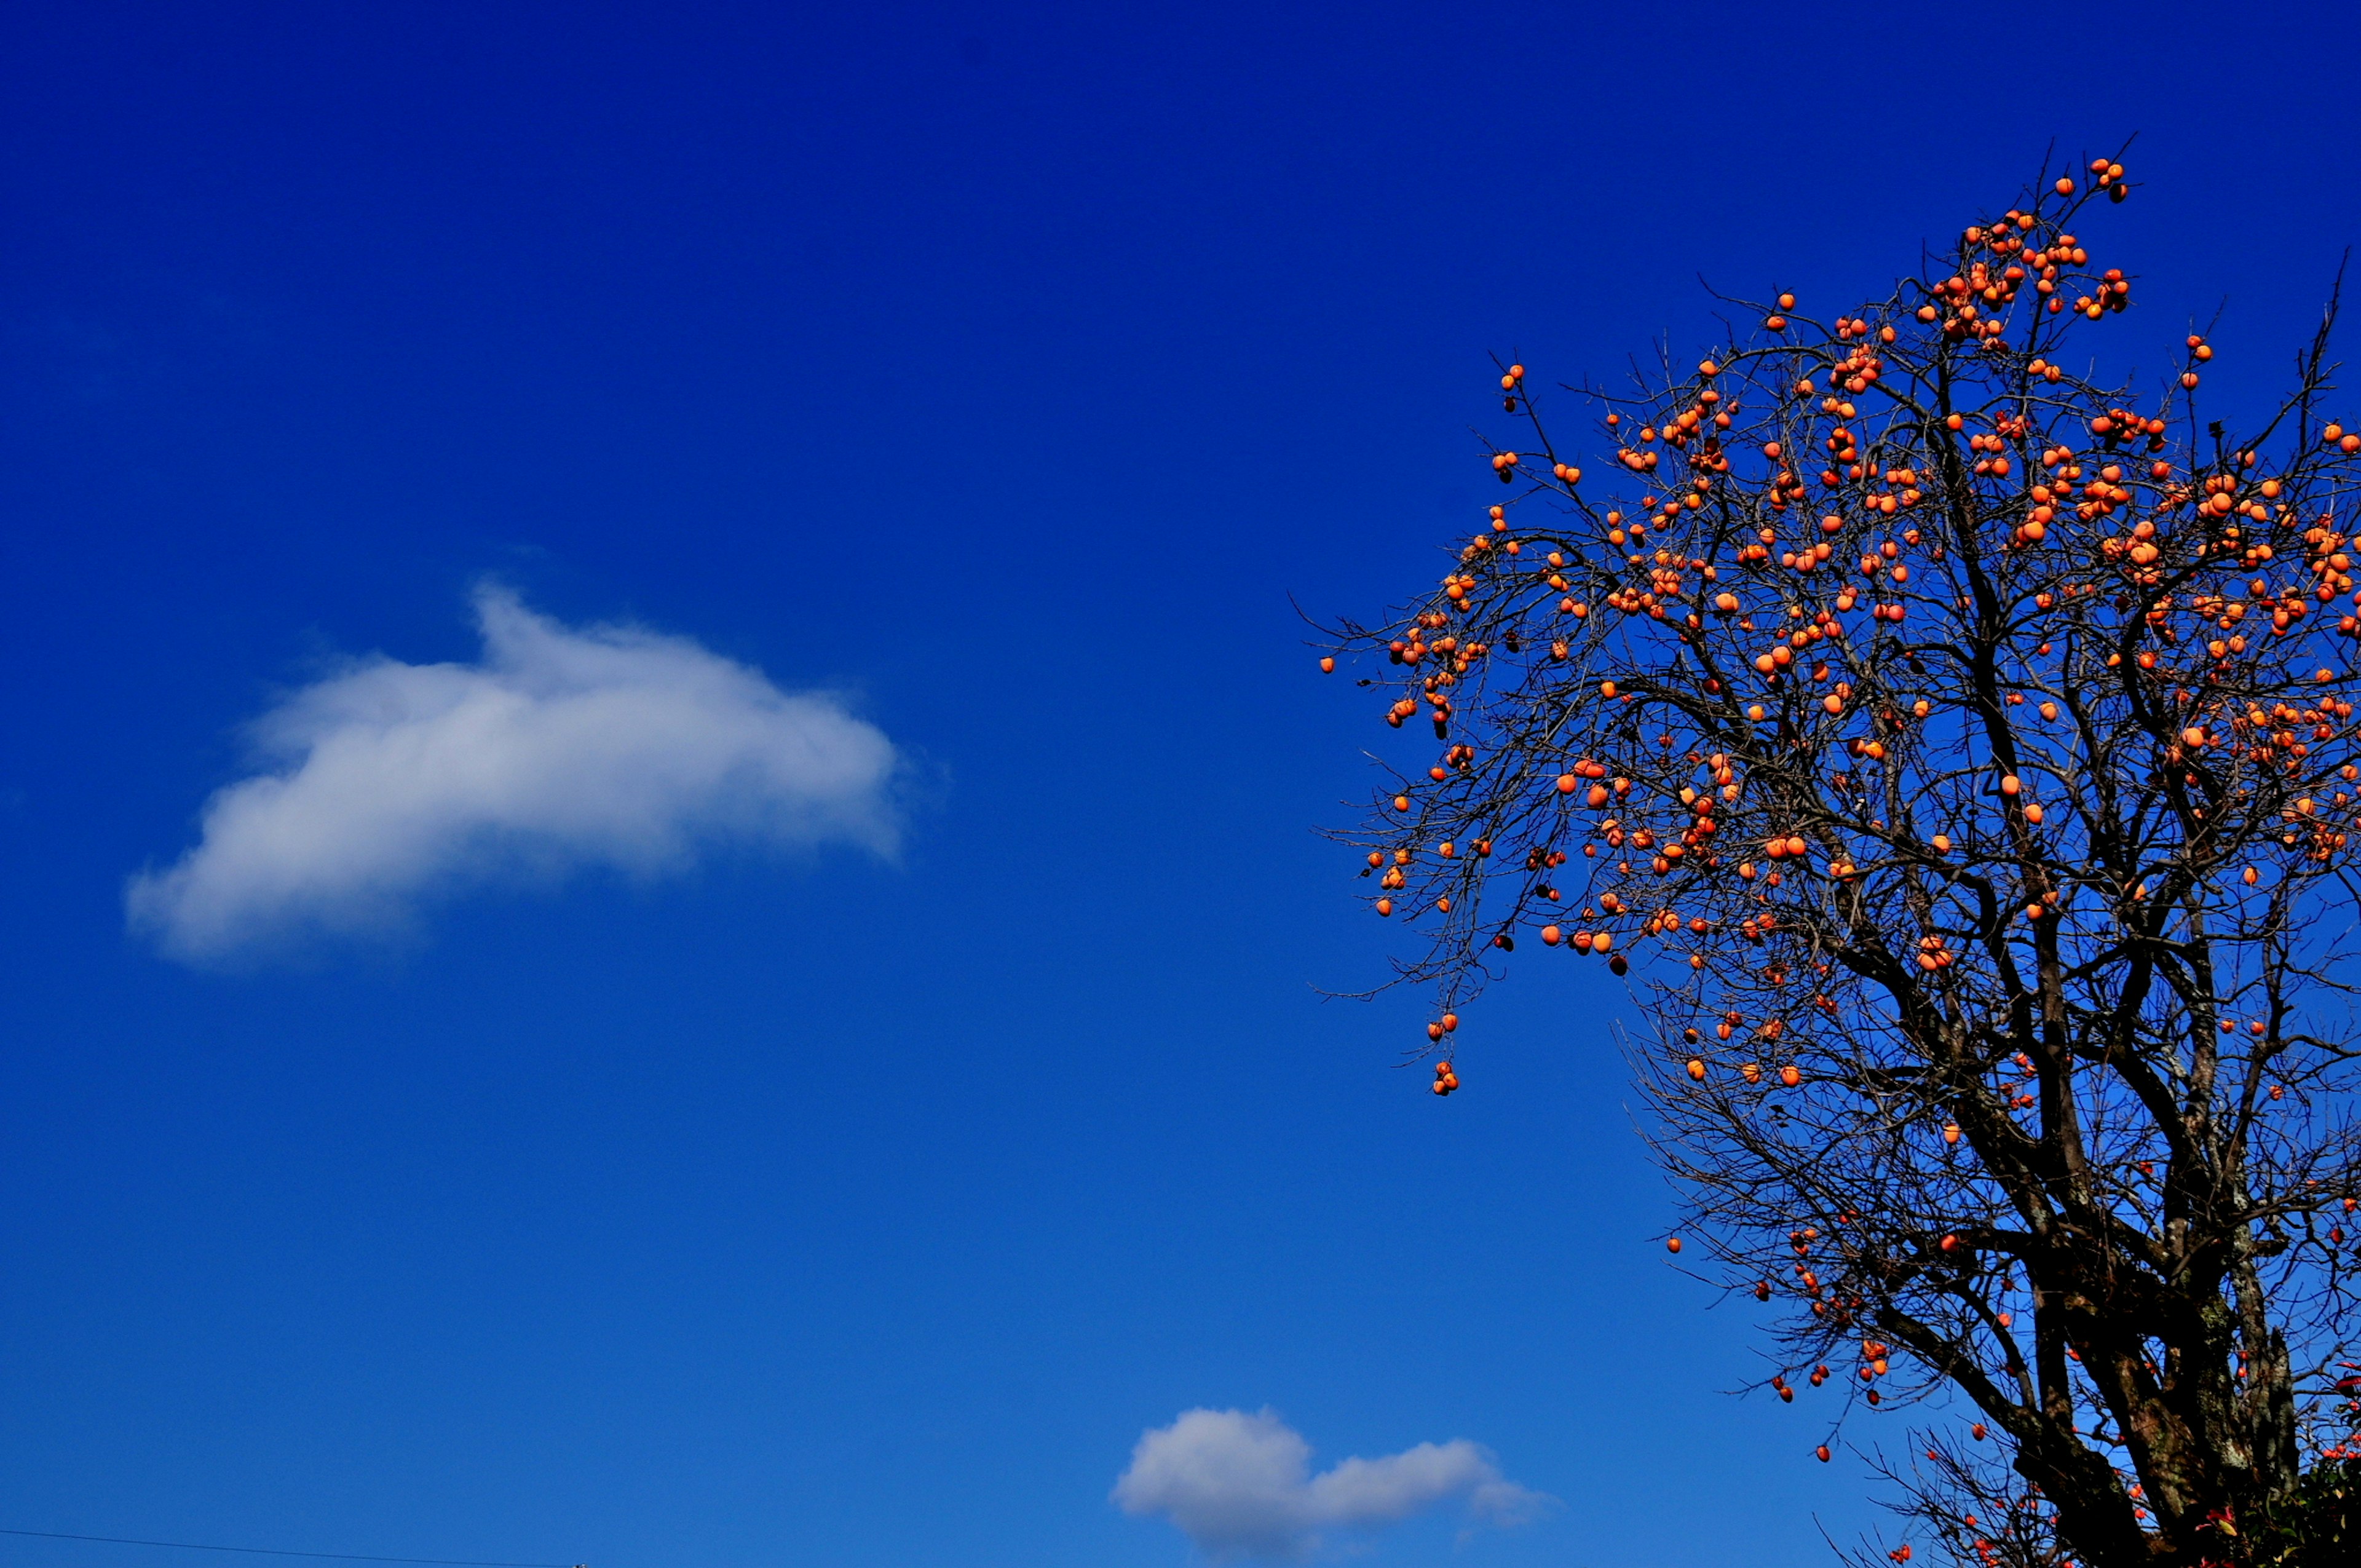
[1321, 153, 2361, 1567]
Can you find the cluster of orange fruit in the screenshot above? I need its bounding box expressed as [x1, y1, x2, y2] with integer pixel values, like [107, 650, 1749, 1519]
[1328, 157, 2361, 1199]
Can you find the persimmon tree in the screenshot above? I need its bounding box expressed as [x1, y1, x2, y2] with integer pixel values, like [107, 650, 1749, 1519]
[1321, 154, 2361, 1567]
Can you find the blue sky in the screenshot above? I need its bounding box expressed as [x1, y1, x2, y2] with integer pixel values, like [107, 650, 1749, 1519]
[2, 4, 2356, 1566]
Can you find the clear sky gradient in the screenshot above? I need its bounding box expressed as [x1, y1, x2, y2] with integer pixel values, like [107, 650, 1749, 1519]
[4, 4, 2357, 1566]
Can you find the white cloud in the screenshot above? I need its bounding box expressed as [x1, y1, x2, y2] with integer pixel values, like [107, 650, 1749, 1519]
[128, 586, 900, 961]
[1112, 1408, 1549, 1561]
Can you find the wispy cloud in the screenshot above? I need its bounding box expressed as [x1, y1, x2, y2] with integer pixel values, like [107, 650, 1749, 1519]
[1112, 1407, 1549, 1561]
[129, 586, 899, 962]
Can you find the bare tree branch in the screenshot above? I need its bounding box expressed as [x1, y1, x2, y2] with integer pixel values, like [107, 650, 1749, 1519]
[1319, 154, 2361, 1567]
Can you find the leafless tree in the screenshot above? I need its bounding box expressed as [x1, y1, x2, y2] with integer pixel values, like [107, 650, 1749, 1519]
[1322, 152, 2361, 1566]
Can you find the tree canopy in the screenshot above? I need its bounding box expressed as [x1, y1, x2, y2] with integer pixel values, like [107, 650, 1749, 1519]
[1324, 153, 2361, 1566]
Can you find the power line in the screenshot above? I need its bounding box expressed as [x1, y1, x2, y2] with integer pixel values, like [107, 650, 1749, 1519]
[0, 1529, 579, 1568]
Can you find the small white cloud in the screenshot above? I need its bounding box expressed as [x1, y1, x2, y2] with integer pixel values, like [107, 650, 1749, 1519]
[1112, 1407, 1548, 1561]
[128, 586, 900, 961]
